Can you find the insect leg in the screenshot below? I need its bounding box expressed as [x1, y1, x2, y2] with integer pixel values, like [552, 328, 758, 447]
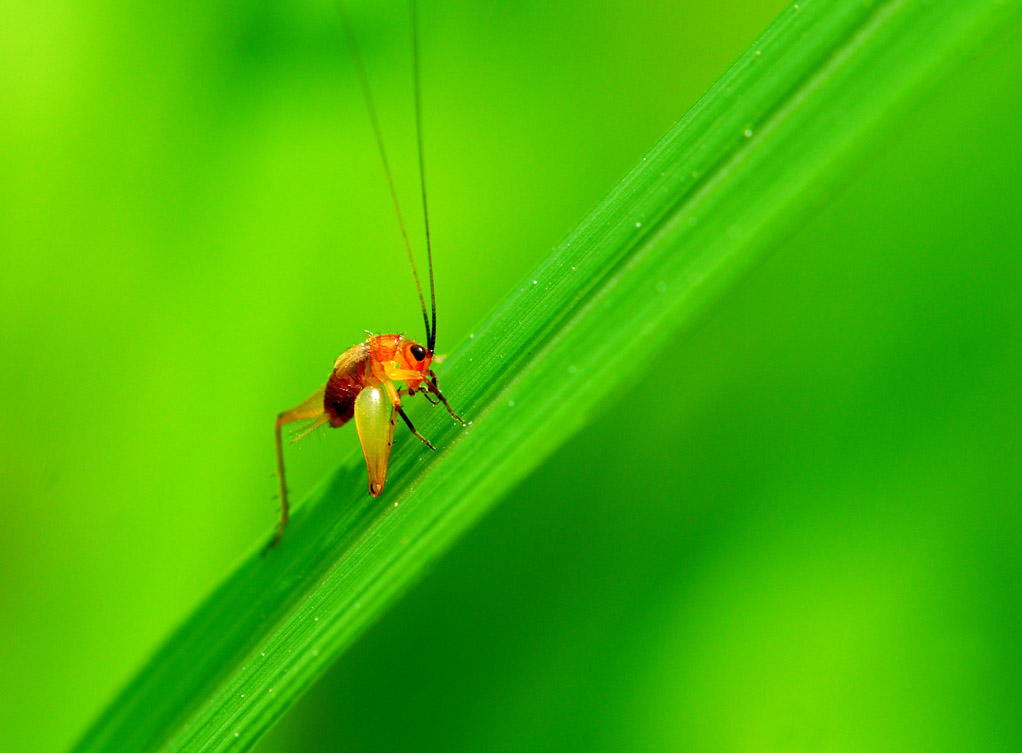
[266, 389, 325, 553]
[385, 380, 436, 450]
[399, 383, 439, 406]
[396, 406, 436, 450]
[426, 375, 464, 423]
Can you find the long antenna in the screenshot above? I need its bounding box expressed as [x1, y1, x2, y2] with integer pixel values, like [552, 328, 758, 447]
[409, 0, 437, 351]
[335, 0, 431, 345]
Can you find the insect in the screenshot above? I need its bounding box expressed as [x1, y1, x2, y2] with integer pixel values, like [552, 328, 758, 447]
[267, 0, 461, 550]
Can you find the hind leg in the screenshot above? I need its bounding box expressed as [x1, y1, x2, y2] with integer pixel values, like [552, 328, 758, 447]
[265, 388, 325, 552]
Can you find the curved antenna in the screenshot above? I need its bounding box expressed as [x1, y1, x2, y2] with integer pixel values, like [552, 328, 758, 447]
[335, 0, 431, 346]
[409, 0, 437, 351]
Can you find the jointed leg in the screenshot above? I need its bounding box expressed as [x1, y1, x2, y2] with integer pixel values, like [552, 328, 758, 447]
[265, 389, 325, 553]
[381, 362, 463, 422]
[385, 380, 436, 450]
[426, 377, 464, 423]
[396, 406, 436, 450]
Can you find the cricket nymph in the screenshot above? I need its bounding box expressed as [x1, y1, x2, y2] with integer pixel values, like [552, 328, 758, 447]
[269, 331, 459, 550]
[266, 0, 461, 552]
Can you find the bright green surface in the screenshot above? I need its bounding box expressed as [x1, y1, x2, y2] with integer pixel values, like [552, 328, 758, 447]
[2, 0, 1021, 752]
[263, 8, 1022, 752]
[261, 14, 1022, 751]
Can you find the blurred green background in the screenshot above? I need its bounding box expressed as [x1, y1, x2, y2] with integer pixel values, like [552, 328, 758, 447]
[3, 1, 1020, 752]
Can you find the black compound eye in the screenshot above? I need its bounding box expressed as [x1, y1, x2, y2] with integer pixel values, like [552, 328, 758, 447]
[410, 344, 427, 362]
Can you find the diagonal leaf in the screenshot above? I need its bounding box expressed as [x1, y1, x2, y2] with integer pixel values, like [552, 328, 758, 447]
[71, 1, 1022, 751]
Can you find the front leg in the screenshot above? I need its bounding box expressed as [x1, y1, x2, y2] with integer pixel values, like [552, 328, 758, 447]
[424, 376, 464, 424]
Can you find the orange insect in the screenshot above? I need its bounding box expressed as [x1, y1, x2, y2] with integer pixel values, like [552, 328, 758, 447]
[267, 0, 461, 549]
